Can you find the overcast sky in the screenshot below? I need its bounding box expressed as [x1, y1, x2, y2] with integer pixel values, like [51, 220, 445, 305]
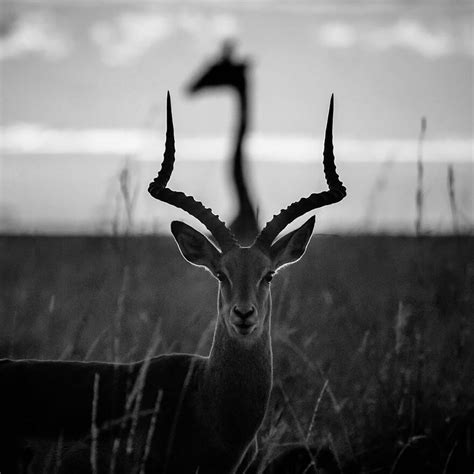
[1, 1, 472, 139]
[0, 0, 472, 233]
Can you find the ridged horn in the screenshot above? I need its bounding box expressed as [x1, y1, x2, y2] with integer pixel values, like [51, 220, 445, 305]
[255, 94, 346, 248]
[148, 92, 237, 253]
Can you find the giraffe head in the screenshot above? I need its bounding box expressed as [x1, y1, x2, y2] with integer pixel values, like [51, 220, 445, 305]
[187, 42, 248, 94]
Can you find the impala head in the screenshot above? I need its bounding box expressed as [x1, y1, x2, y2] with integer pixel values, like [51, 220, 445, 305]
[149, 92, 346, 341]
[186, 41, 248, 94]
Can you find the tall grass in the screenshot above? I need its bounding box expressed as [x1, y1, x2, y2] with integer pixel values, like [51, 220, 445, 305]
[1, 234, 472, 472]
[1, 151, 472, 471]
[447, 165, 459, 235]
[91, 373, 100, 474]
[415, 117, 427, 236]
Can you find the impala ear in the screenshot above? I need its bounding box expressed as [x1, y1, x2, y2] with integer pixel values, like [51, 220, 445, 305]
[171, 221, 221, 274]
[270, 216, 315, 270]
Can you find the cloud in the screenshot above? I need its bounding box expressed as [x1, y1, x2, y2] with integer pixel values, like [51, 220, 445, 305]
[178, 11, 238, 42]
[91, 12, 173, 66]
[0, 11, 71, 61]
[317, 18, 473, 59]
[2, 123, 472, 163]
[368, 20, 453, 58]
[318, 22, 357, 48]
[90, 9, 239, 66]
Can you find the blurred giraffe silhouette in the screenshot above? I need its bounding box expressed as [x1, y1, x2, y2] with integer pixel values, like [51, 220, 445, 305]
[186, 42, 259, 245]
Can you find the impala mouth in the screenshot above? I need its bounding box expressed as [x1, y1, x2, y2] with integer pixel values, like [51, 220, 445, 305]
[232, 322, 257, 336]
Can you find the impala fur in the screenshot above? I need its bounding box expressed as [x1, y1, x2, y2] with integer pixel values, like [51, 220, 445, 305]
[0, 92, 345, 474]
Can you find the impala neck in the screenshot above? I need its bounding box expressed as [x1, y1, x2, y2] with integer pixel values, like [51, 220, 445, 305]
[205, 297, 273, 444]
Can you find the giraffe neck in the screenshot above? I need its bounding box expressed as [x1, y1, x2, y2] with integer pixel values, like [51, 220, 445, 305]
[230, 78, 259, 244]
[235, 80, 248, 146]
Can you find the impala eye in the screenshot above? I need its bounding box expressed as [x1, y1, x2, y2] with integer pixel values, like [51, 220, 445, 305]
[216, 271, 227, 282]
[263, 272, 274, 283]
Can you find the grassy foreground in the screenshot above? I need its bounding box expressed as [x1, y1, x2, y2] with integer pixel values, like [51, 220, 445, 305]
[1, 234, 473, 472]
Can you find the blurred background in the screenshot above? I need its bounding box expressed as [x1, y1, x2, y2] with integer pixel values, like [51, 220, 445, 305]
[1, 0, 472, 235]
[1, 1, 473, 472]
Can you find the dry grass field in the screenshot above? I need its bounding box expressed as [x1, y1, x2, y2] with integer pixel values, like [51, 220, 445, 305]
[1, 234, 473, 472]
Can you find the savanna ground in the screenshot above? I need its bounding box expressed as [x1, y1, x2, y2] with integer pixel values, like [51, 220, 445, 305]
[0, 233, 473, 473]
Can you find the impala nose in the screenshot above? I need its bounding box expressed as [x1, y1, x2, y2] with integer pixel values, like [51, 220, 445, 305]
[233, 305, 255, 321]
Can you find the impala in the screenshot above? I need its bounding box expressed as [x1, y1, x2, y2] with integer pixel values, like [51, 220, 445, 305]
[187, 42, 259, 245]
[0, 92, 345, 474]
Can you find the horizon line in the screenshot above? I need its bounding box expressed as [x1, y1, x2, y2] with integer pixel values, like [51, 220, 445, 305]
[1, 125, 472, 163]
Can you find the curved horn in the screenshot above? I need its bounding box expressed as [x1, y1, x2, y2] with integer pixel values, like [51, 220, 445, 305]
[148, 92, 237, 253]
[255, 94, 346, 248]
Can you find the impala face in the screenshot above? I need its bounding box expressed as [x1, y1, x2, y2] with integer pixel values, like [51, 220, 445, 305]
[171, 217, 315, 341]
[217, 247, 273, 338]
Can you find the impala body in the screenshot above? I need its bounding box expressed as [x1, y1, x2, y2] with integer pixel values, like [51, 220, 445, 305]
[0, 92, 345, 473]
[0, 350, 267, 472]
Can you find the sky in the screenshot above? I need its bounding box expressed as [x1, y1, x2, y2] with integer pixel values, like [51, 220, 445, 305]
[0, 0, 473, 234]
